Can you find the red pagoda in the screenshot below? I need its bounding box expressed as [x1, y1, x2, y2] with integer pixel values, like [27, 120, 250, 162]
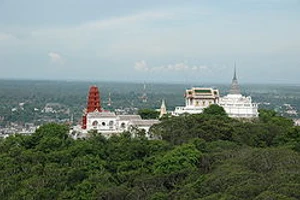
[82, 85, 102, 129]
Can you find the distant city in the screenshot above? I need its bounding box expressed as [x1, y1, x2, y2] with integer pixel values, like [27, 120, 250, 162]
[0, 78, 300, 138]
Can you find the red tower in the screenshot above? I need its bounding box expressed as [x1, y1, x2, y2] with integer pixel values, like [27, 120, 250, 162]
[87, 86, 101, 113]
[82, 85, 102, 129]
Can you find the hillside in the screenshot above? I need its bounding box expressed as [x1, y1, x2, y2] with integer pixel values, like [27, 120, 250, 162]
[0, 108, 300, 199]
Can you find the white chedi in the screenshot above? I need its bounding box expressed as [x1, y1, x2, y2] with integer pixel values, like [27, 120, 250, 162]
[171, 66, 258, 118]
[218, 67, 258, 118]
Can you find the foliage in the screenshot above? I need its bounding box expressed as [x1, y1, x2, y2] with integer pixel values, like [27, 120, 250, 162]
[1, 110, 300, 199]
[203, 104, 227, 116]
[138, 109, 160, 119]
[151, 114, 236, 145]
[153, 143, 201, 174]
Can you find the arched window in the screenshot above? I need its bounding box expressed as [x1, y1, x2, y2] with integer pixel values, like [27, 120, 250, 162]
[102, 122, 106, 126]
[121, 122, 126, 128]
[92, 121, 98, 126]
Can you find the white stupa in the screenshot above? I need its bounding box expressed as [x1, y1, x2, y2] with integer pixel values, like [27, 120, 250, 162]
[218, 66, 258, 118]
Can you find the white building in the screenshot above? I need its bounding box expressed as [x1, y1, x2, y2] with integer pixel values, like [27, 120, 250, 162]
[171, 67, 258, 118]
[87, 111, 159, 135]
[72, 85, 160, 139]
[173, 87, 220, 116]
[218, 67, 258, 118]
[72, 110, 160, 139]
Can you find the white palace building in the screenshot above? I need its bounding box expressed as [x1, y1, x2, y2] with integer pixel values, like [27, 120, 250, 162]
[71, 86, 159, 139]
[173, 87, 220, 116]
[172, 68, 258, 118]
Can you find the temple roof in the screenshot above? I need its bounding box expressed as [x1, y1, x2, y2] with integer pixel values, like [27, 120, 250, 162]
[160, 99, 166, 109]
[229, 65, 241, 95]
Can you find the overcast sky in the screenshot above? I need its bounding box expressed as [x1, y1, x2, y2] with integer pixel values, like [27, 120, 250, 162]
[0, 0, 299, 84]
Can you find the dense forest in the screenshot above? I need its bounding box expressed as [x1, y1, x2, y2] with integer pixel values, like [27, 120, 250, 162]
[1, 107, 300, 199]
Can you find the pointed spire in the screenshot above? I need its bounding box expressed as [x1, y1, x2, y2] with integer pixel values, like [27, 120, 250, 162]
[233, 62, 237, 80]
[159, 99, 167, 118]
[161, 99, 166, 109]
[229, 64, 240, 95]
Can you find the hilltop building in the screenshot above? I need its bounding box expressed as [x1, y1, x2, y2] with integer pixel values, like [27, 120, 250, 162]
[73, 85, 159, 138]
[218, 67, 258, 118]
[81, 86, 102, 129]
[171, 66, 258, 118]
[172, 87, 220, 116]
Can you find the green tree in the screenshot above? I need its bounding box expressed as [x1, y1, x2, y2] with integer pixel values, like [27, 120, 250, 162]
[1, 114, 300, 200]
[153, 143, 201, 174]
[203, 104, 227, 116]
[138, 109, 160, 119]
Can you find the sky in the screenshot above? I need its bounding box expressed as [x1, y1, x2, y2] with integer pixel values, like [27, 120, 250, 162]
[0, 0, 300, 84]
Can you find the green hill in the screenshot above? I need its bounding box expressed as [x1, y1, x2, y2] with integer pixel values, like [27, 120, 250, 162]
[0, 108, 299, 199]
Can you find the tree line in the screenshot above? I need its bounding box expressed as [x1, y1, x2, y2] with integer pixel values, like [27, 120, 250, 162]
[0, 106, 300, 199]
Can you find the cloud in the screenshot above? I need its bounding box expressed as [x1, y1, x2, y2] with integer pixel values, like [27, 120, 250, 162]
[134, 60, 149, 71]
[32, 10, 172, 38]
[134, 61, 210, 72]
[190, 65, 208, 70]
[28, 10, 174, 57]
[154, 63, 189, 71]
[0, 33, 16, 41]
[48, 52, 64, 64]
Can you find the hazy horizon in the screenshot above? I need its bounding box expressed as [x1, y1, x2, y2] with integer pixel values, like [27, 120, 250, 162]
[1, 77, 300, 87]
[1, 0, 299, 84]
